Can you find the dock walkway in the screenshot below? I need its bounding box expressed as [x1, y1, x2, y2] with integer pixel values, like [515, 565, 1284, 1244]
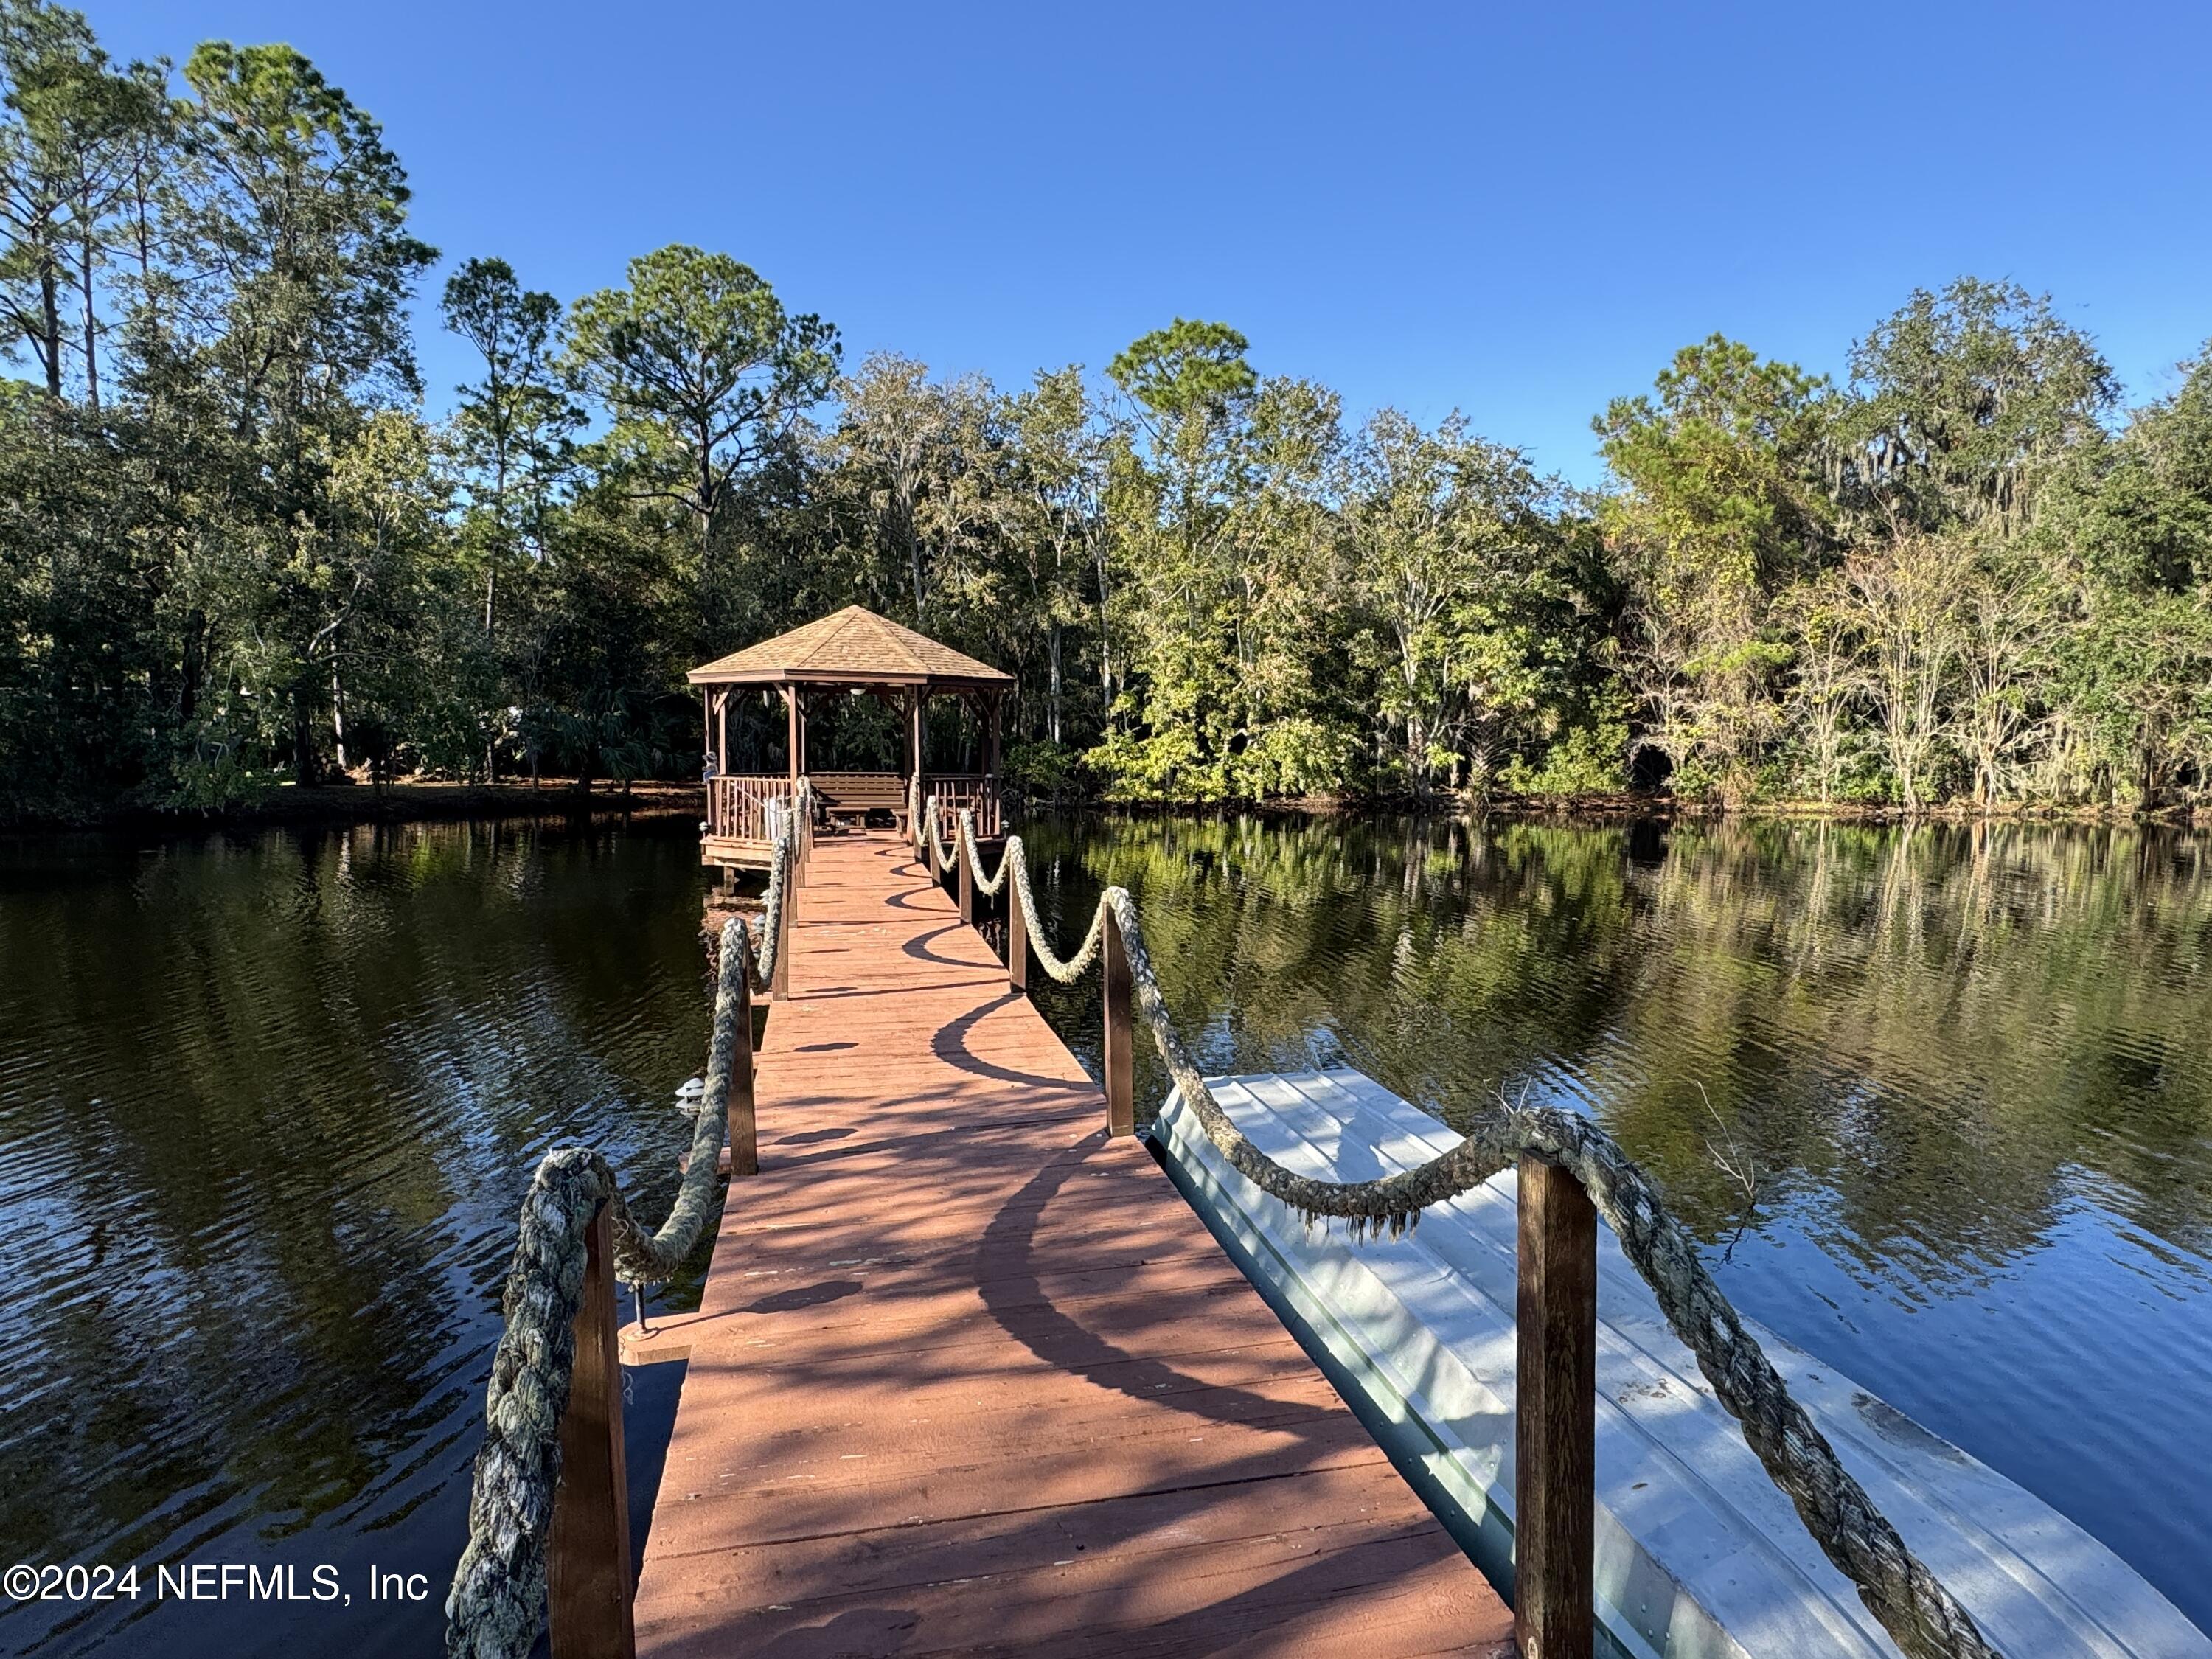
[629, 832, 1510, 1656]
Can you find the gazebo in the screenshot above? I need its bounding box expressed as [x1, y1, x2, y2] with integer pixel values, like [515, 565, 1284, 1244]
[686, 605, 1014, 869]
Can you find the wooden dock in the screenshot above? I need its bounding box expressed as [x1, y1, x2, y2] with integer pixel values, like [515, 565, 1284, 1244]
[627, 832, 1512, 1656]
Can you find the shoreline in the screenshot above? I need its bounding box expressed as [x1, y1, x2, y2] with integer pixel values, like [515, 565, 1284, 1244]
[1, 779, 705, 835]
[8, 780, 2209, 835]
[1072, 790, 2212, 828]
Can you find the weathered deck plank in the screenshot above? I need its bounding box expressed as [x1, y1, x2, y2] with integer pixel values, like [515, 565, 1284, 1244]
[632, 833, 1510, 1657]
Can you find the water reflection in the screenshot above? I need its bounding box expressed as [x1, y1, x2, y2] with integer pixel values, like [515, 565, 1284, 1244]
[1009, 813, 2212, 1630]
[0, 819, 717, 1656]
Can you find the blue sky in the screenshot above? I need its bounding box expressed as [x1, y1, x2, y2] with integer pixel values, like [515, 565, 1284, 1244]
[86, 0, 2212, 486]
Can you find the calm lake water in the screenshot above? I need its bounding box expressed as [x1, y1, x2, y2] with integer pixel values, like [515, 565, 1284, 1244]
[0, 819, 717, 1658]
[2, 812, 2208, 1653]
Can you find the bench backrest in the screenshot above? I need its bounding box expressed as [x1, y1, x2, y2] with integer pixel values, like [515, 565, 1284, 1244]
[811, 772, 908, 809]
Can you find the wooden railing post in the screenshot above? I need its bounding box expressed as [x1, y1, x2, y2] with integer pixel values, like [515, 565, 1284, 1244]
[957, 824, 975, 925]
[792, 799, 806, 922]
[1514, 1154, 1596, 1659]
[1102, 905, 1134, 1138]
[1007, 864, 1028, 993]
[772, 867, 793, 1000]
[727, 958, 757, 1178]
[547, 1200, 636, 1659]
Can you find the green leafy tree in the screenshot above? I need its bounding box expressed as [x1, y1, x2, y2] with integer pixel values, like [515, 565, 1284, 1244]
[0, 0, 167, 404]
[1006, 365, 1110, 745]
[829, 351, 947, 617]
[2032, 346, 2212, 807]
[520, 470, 689, 794]
[172, 42, 434, 437]
[563, 244, 838, 563]
[307, 408, 449, 775]
[443, 257, 575, 563]
[1844, 277, 2117, 534]
[163, 41, 437, 782]
[1596, 335, 1834, 799]
[2045, 591, 2212, 808]
[3, 2, 2212, 838]
[1343, 408, 1566, 791]
[822, 351, 1015, 637]
[1097, 321, 1357, 797]
[2044, 344, 2212, 597]
[442, 257, 577, 774]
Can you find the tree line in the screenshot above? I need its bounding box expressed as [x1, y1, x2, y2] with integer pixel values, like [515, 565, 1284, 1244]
[2, 2, 2208, 821]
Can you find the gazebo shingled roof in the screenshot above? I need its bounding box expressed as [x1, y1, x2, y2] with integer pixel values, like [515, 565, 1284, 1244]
[686, 605, 1012, 690]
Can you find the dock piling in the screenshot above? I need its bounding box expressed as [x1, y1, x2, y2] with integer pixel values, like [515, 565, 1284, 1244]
[1102, 905, 1134, 1137]
[726, 957, 757, 1178]
[771, 869, 792, 1001]
[547, 1200, 636, 1659]
[1515, 1152, 1597, 1659]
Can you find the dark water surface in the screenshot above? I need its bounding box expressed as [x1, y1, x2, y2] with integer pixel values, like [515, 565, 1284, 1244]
[0, 818, 719, 1658]
[4, 814, 2209, 1652]
[1007, 813, 2212, 1634]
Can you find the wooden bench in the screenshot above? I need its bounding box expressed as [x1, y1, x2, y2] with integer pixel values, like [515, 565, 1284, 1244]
[810, 772, 908, 830]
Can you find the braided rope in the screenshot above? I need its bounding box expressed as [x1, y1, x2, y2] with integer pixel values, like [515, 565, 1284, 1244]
[1003, 835, 1106, 983]
[445, 822, 797, 1659]
[445, 1147, 616, 1659]
[742, 807, 792, 999]
[959, 807, 1009, 897]
[956, 818, 2000, 1659]
[923, 792, 957, 872]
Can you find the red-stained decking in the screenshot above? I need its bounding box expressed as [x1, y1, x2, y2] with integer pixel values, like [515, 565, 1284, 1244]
[630, 833, 1512, 1656]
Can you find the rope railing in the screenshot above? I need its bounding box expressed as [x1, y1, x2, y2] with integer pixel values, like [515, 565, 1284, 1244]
[444, 790, 807, 1659]
[932, 797, 2001, 1659]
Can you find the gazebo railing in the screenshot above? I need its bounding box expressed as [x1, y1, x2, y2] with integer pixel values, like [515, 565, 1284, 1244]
[706, 775, 796, 842]
[926, 774, 1003, 838]
[714, 772, 1001, 843]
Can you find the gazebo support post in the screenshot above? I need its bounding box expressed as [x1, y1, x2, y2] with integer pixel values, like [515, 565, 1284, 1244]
[908, 689, 925, 799]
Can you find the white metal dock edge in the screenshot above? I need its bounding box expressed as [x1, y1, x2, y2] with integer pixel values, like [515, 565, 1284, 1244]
[1152, 1067, 2208, 1659]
